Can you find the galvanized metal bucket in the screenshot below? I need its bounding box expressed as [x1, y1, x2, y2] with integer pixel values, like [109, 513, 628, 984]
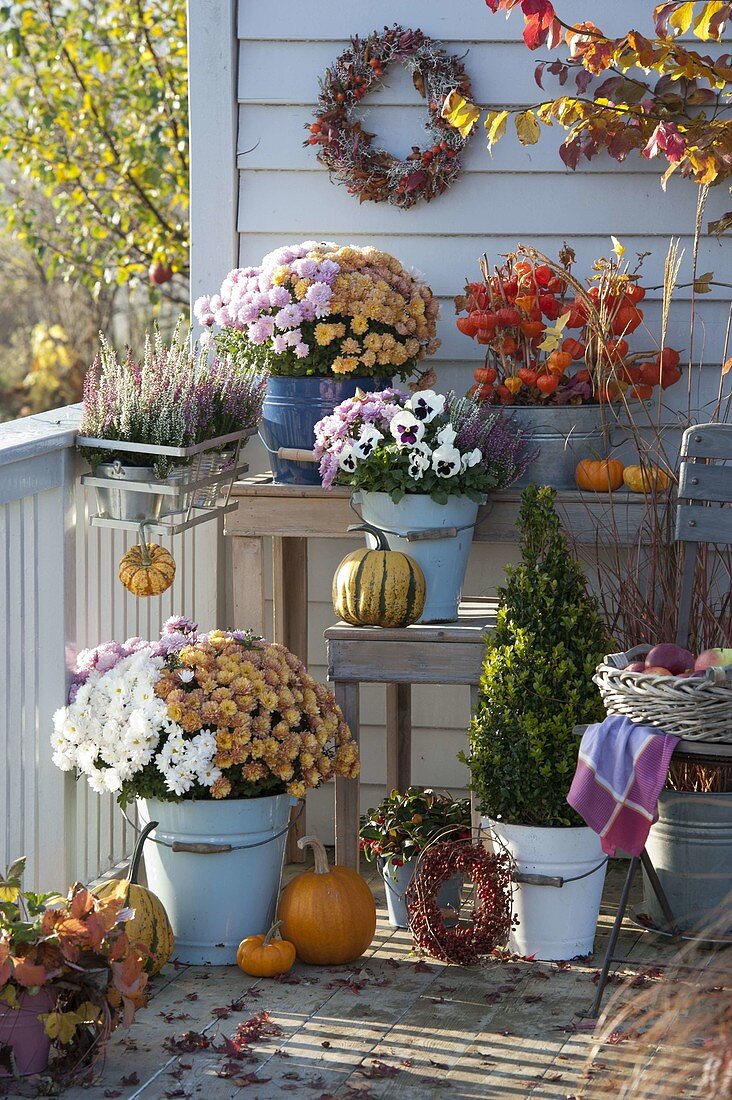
[643, 790, 732, 936]
[509, 406, 608, 489]
[94, 462, 167, 522]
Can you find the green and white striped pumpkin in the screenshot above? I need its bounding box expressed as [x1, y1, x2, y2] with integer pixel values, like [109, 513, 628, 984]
[332, 523, 426, 628]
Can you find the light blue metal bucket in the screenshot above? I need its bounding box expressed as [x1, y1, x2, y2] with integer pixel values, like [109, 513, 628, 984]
[138, 793, 297, 965]
[378, 857, 463, 929]
[355, 491, 481, 623]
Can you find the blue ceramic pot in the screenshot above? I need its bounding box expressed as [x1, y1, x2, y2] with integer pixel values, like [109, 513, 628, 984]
[261, 375, 391, 486]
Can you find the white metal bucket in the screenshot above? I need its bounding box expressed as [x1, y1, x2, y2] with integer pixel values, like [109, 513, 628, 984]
[485, 819, 607, 960]
[356, 491, 480, 623]
[139, 794, 296, 965]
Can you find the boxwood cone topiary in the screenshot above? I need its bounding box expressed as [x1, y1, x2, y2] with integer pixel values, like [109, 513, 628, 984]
[464, 484, 612, 828]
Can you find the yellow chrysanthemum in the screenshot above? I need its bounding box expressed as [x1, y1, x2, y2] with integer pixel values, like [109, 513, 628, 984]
[294, 278, 309, 300]
[351, 315, 368, 335]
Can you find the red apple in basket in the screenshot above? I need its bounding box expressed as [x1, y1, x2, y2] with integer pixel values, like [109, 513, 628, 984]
[645, 643, 694, 675]
[644, 666, 673, 676]
[625, 661, 646, 672]
[694, 647, 732, 671]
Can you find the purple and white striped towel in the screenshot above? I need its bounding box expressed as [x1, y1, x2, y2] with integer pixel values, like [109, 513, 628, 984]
[567, 715, 679, 857]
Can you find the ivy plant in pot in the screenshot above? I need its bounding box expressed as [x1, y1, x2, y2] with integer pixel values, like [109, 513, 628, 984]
[359, 787, 471, 929]
[194, 241, 440, 485]
[463, 485, 612, 960]
[51, 617, 359, 965]
[315, 387, 534, 622]
[0, 857, 146, 1083]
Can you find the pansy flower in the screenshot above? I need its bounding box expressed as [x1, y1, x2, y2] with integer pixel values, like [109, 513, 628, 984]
[408, 444, 431, 481]
[389, 410, 425, 448]
[436, 423, 458, 448]
[461, 447, 483, 472]
[409, 390, 445, 424]
[338, 442, 359, 473]
[432, 444, 462, 478]
[353, 423, 383, 460]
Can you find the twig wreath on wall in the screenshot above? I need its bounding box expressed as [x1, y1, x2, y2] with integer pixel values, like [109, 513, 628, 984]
[305, 25, 478, 209]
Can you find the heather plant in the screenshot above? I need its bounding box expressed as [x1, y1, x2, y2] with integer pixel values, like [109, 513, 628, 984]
[78, 323, 266, 472]
[314, 388, 534, 503]
[464, 485, 611, 827]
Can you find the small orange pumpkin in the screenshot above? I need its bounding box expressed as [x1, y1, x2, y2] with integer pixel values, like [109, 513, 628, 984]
[236, 920, 296, 977]
[277, 836, 376, 965]
[574, 458, 624, 492]
[118, 542, 175, 597]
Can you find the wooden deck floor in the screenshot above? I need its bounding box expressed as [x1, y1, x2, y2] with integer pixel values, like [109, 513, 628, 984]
[61, 859, 709, 1100]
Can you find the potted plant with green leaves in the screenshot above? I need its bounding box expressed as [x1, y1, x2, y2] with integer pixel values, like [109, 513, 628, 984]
[464, 485, 612, 960]
[360, 787, 471, 929]
[0, 857, 146, 1082]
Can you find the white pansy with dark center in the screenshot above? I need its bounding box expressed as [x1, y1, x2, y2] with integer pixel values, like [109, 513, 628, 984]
[436, 423, 458, 448]
[432, 444, 462, 479]
[408, 390, 446, 424]
[389, 410, 425, 448]
[408, 442, 432, 480]
[353, 423, 383, 460]
[461, 447, 483, 472]
[338, 441, 359, 473]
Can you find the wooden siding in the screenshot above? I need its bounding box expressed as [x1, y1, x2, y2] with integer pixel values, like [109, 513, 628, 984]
[196, 0, 732, 839]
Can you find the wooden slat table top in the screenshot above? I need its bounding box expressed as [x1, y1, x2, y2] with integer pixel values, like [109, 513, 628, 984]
[227, 473, 651, 543]
[325, 598, 498, 644]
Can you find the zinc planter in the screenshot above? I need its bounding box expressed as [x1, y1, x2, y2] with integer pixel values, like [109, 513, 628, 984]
[509, 406, 607, 490]
[139, 793, 296, 965]
[486, 820, 607, 960]
[94, 462, 166, 522]
[643, 790, 732, 937]
[378, 857, 462, 930]
[261, 375, 390, 486]
[0, 988, 54, 1077]
[356, 492, 481, 623]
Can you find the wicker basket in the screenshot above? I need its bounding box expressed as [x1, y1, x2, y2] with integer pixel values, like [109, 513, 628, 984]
[594, 644, 732, 743]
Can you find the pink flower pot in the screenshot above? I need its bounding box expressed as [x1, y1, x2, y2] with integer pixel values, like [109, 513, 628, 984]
[0, 987, 54, 1077]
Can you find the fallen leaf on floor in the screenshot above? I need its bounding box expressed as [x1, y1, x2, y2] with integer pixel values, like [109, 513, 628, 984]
[412, 960, 432, 972]
[121, 1072, 139, 1085]
[324, 978, 367, 994]
[184, 992, 199, 1001]
[233, 1072, 271, 1088]
[163, 1030, 211, 1054]
[523, 995, 543, 1003]
[103, 1091, 121, 1098]
[357, 1060, 399, 1079]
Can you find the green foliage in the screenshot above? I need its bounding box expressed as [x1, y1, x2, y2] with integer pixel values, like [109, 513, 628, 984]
[464, 485, 611, 827]
[359, 787, 471, 866]
[0, 0, 188, 294]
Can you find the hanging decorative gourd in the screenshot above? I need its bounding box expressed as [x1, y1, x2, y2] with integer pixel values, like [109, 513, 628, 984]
[237, 920, 296, 977]
[574, 458, 625, 492]
[119, 526, 176, 597]
[93, 821, 174, 975]
[277, 836, 376, 965]
[332, 522, 426, 628]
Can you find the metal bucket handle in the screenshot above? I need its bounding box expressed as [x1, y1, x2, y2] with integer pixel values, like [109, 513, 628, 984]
[349, 497, 474, 543]
[258, 432, 318, 464]
[120, 800, 304, 855]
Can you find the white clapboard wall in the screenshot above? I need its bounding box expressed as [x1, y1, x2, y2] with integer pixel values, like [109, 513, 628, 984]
[189, 0, 731, 839]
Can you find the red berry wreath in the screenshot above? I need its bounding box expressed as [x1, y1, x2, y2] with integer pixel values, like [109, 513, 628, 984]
[306, 25, 474, 209]
[406, 840, 515, 965]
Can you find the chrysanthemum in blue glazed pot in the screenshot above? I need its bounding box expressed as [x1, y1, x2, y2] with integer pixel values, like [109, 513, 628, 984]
[194, 242, 440, 485]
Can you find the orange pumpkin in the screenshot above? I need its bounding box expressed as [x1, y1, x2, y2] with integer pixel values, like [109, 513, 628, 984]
[277, 836, 376, 965]
[574, 458, 625, 492]
[237, 920, 296, 977]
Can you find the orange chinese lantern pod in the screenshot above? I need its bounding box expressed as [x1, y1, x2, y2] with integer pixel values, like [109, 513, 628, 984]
[575, 458, 625, 492]
[519, 319, 545, 338]
[474, 366, 498, 384]
[456, 316, 477, 338]
[625, 283, 646, 303]
[504, 377, 522, 394]
[606, 338, 629, 362]
[546, 350, 572, 375]
[561, 337, 585, 361]
[518, 367, 538, 386]
[661, 366, 682, 389]
[536, 374, 559, 395]
[658, 347, 681, 370]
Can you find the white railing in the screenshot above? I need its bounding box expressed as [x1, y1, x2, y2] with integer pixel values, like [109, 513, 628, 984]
[0, 407, 222, 891]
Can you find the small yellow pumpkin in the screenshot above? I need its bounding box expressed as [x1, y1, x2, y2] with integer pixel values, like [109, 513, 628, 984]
[237, 920, 296, 977]
[623, 464, 671, 493]
[574, 458, 625, 492]
[119, 542, 175, 597]
[277, 835, 376, 965]
[94, 822, 174, 975]
[333, 522, 425, 628]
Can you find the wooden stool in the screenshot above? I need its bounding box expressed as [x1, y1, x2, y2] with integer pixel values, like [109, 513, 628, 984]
[325, 600, 498, 869]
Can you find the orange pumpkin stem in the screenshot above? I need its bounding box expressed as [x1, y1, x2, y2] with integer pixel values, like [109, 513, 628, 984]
[262, 920, 284, 947]
[297, 835, 330, 874]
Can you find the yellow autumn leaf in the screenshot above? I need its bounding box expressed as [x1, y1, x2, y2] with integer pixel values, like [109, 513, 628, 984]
[440, 90, 480, 137]
[0, 884, 19, 903]
[693, 1, 726, 41]
[722, 356, 732, 376]
[537, 311, 572, 352]
[484, 110, 509, 151]
[611, 236, 626, 259]
[41, 1011, 80, 1044]
[515, 110, 540, 146]
[669, 1, 695, 35]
